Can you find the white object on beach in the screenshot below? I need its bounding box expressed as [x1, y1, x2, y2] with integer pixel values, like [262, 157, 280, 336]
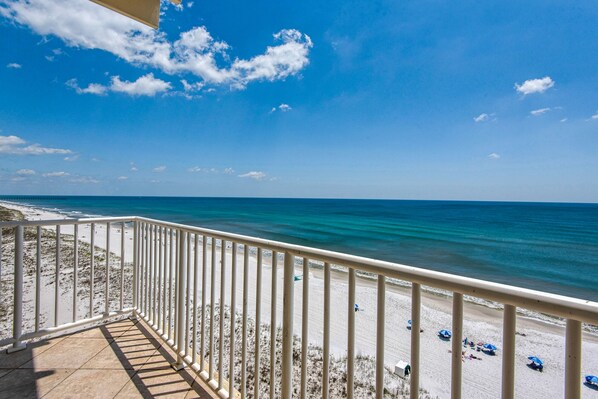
[394, 361, 411, 378]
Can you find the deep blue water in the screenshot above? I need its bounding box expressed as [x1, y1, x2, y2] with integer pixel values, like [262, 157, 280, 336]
[3, 196, 598, 301]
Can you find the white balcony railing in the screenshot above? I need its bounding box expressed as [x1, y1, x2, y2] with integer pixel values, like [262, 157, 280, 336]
[1, 216, 598, 398]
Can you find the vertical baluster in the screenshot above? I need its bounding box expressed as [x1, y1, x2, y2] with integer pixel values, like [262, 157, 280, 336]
[347, 268, 355, 399]
[451, 292, 463, 399]
[254, 248, 263, 398]
[201, 235, 207, 372]
[241, 244, 249, 399]
[210, 237, 217, 381]
[73, 224, 78, 322]
[162, 227, 167, 334]
[218, 240, 227, 391]
[173, 229, 187, 370]
[152, 224, 157, 323]
[565, 319, 582, 398]
[120, 222, 125, 311]
[105, 222, 111, 315]
[90, 223, 95, 318]
[133, 221, 139, 312]
[322, 262, 331, 399]
[168, 228, 174, 339]
[55, 225, 60, 326]
[281, 251, 295, 399]
[186, 232, 192, 356]
[9, 225, 26, 352]
[141, 223, 146, 316]
[269, 250, 278, 399]
[145, 223, 149, 317]
[375, 274, 385, 399]
[193, 233, 199, 365]
[35, 226, 41, 331]
[174, 230, 180, 341]
[300, 258, 309, 399]
[410, 283, 421, 399]
[501, 304, 516, 399]
[229, 242, 237, 397]
[157, 226, 163, 330]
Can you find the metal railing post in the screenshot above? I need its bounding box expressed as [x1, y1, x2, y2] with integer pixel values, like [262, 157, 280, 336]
[8, 224, 26, 353]
[565, 318, 582, 398]
[132, 221, 139, 314]
[172, 229, 187, 370]
[501, 304, 516, 399]
[281, 251, 295, 399]
[451, 292, 464, 399]
[410, 283, 421, 399]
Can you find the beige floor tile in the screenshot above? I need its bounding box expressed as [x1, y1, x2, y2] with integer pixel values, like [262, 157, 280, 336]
[0, 368, 74, 399]
[0, 337, 65, 369]
[44, 368, 133, 399]
[68, 319, 135, 340]
[20, 338, 109, 369]
[115, 367, 196, 398]
[82, 339, 160, 370]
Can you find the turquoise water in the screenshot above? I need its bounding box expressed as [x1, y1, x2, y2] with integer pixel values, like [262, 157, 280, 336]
[3, 196, 598, 301]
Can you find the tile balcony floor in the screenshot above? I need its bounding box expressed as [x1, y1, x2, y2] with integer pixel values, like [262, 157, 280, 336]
[0, 318, 218, 399]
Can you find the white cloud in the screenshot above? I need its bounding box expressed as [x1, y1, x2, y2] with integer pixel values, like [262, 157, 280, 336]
[560, 118, 568, 122]
[64, 154, 80, 161]
[515, 76, 554, 95]
[270, 103, 293, 114]
[130, 162, 138, 171]
[591, 112, 598, 120]
[474, 113, 489, 123]
[1, 0, 312, 89]
[530, 107, 551, 116]
[11, 176, 26, 182]
[16, 169, 35, 175]
[67, 73, 171, 97]
[110, 74, 171, 96]
[66, 79, 108, 95]
[188, 166, 231, 174]
[488, 153, 500, 160]
[6, 62, 21, 68]
[187, 1, 194, 8]
[238, 171, 267, 181]
[70, 176, 100, 184]
[0, 135, 72, 155]
[43, 171, 69, 177]
[153, 165, 166, 172]
[181, 79, 204, 92]
[117, 176, 128, 180]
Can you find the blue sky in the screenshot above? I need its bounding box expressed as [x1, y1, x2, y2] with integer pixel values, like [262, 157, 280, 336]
[0, 0, 597, 201]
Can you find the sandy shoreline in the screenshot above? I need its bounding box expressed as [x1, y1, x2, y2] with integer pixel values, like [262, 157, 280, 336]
[2, 200, 598, 398]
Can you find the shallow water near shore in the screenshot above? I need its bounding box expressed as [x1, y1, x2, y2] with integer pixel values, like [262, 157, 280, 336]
[2, 196, 598, 302]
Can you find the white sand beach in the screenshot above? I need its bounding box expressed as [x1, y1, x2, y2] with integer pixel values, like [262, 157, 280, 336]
[2, 201, 598, 398]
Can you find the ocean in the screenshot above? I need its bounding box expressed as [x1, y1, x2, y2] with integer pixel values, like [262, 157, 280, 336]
[2, 196, 598, 302]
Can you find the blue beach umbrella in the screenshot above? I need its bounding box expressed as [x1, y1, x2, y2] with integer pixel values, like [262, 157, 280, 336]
[586, 375, 598, 384]
[528, 356, 544, 366]
[438, 329, 452, 339]
[483, 343, 497, 351]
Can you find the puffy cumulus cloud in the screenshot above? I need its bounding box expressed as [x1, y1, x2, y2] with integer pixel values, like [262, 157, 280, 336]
[16, 168, 35, 175]
[0, 135, 72, 155]
[67, 73, 171, 97]
[1, 0, 312, 89]
[43, 171, 69, 177]
[530, 108, 551, 116]
[488, 153, 500, 160]
[238, 171, 267, 181]
[591, 112, 598, 120]
[153, 165, 166, 172]
[515, 76, 554, 95]
[270, 103, 292, 113]
[6, 62, 21, 68]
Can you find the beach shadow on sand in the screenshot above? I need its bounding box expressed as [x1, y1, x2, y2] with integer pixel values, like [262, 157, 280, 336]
[584, 382, 598, 391]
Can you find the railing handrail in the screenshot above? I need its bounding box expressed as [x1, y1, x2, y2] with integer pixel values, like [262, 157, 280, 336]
[3, 216, 598, 324]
